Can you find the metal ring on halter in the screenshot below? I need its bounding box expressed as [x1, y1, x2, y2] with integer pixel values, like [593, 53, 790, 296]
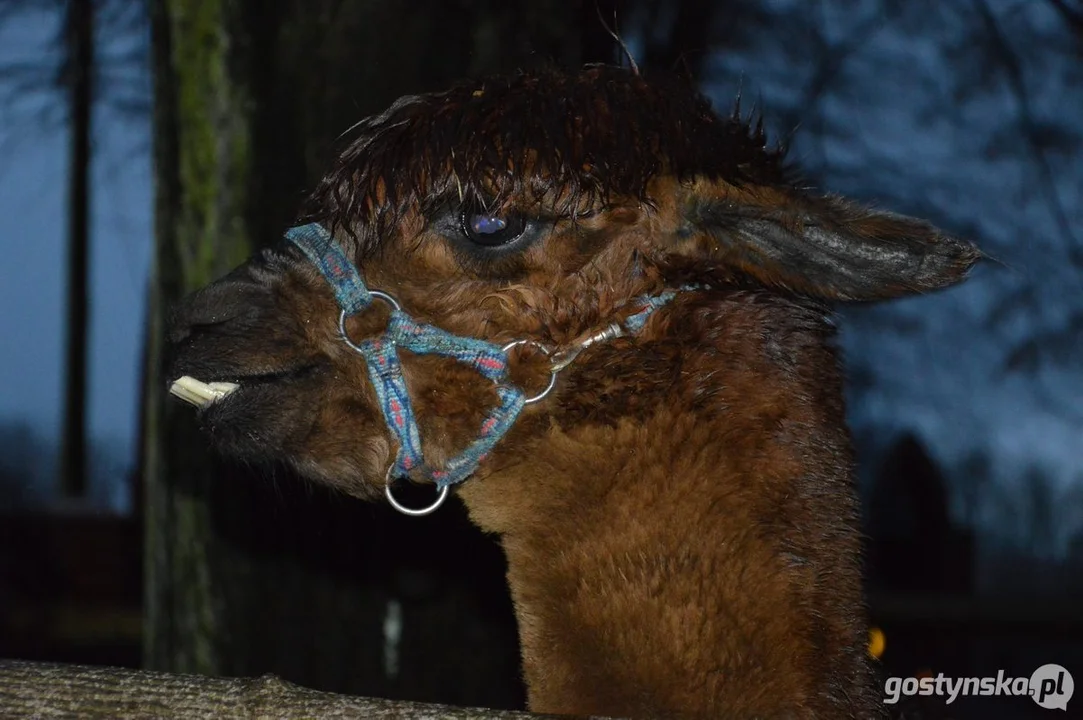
[502, 339, 558, 404]
[384, 466, 449, 517]
[338, 290, 402, 353]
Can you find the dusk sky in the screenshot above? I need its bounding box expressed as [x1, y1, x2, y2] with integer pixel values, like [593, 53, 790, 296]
[0, 5, 151, 510]
[0, 1, 1079, 563]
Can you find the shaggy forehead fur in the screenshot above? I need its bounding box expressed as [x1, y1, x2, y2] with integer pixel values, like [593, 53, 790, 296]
[306, 65, 790, 249]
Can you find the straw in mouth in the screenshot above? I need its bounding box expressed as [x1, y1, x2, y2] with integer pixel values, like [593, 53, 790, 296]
[169, 375, 240, 409]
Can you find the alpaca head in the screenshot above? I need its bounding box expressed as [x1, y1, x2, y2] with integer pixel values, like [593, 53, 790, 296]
[168, 66, 979, 504]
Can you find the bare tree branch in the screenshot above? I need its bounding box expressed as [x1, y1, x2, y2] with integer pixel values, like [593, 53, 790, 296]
[1046, 0, 1083, 39]
[972, 0, 1081, 256]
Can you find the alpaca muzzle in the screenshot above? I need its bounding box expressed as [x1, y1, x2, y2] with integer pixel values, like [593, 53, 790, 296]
[170, 221, 686, 516]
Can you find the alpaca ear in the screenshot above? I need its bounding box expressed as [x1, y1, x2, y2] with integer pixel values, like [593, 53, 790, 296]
[685, 191, 982, 301]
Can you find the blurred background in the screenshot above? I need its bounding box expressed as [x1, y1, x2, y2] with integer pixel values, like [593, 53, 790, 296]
[0, 1, 1079, 718]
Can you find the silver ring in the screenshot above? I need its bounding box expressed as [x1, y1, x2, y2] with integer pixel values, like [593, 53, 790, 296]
[339, 290, 402, 353]
[502, 339, 558, 404]
[384, 466, 449, 517]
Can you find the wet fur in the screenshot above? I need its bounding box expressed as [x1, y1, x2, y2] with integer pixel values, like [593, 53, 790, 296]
[168, 65, 980, 718]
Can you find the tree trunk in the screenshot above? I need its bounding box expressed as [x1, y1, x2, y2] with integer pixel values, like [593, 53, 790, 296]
[141, 0, 608, 712]
[59, 0, 94, 499]
[143, 0, 256, 678]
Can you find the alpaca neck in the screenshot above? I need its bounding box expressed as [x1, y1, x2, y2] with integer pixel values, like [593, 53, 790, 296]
[457, 296, 879, 718]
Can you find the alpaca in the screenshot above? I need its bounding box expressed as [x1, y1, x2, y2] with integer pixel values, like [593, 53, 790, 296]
[167, 66, 980, 719]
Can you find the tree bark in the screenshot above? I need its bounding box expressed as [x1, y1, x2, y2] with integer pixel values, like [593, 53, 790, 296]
[0, 660, 605, 719]
[144, 0, 256, 678]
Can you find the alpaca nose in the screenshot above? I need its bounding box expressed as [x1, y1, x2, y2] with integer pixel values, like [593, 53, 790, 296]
[167, 269, 274, 345]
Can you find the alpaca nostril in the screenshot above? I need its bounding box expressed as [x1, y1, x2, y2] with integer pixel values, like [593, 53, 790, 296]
[168, 277, 275, 347]
[166, 315, 192, 345]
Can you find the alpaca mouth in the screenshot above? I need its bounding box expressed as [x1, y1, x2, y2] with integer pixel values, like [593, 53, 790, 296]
[169, 363, 322, 412]
[170, 375, 240, 409]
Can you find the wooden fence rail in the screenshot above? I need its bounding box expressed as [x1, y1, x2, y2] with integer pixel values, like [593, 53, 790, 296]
[0, 660, 611, 719]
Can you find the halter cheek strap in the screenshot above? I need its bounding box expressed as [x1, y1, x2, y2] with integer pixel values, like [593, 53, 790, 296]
[286, 223, 525, 490]
[285, 222, 683, 513]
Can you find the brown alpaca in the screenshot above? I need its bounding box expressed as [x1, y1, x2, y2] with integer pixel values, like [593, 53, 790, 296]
[167, 66, 980, 719]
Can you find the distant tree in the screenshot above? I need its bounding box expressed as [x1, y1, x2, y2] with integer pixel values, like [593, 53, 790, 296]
[955, 449, 992, 529]
[867, 433, 974, 595]
[58, 0, 93, 498]
[0, 422, 53, 510]
[1022, 465, 1057, 559]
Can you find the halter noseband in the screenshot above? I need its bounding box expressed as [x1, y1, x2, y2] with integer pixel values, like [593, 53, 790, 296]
[286, 222, 678, 516]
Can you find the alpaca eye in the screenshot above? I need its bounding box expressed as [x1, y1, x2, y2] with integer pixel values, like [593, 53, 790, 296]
[461, 210, 526, 247]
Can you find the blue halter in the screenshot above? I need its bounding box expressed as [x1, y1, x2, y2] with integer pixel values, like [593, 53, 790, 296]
[286, 222, 678, 512]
